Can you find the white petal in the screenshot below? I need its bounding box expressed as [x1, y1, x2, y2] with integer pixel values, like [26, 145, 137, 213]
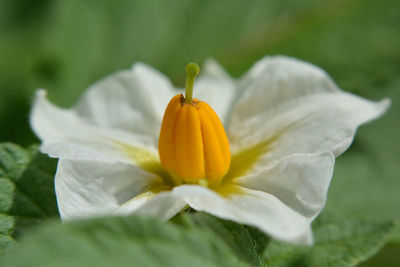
[31, 63, 175, 162]
[116, 191, 187, 221]
[75, 63, 176, 133]
[236, 152, 335, 218]
[55, 158, 162, 221]
[230, 92, 389, 170]
[30, 90, 156, 163]
[173, 185, 313, 244]
[194, 59, 236, 125]
[228, 56, 390, 169]
[236, 56, 339, 117]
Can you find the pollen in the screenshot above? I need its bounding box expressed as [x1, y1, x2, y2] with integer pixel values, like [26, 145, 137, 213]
[158, 63, 231, 186]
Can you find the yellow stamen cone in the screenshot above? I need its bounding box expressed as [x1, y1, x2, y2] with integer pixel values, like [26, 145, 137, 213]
[158, 63, 230, 186]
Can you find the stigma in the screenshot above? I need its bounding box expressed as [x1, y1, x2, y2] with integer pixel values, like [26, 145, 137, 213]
[158, 63, 231, 187]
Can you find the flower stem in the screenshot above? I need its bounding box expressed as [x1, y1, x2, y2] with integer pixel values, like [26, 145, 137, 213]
[185, 63, 200, 104]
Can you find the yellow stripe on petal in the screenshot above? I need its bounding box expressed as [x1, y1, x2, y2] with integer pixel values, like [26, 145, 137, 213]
[224, 137, 278, 182]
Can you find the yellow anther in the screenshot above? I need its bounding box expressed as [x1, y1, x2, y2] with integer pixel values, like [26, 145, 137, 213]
[158, 63, 231, 186]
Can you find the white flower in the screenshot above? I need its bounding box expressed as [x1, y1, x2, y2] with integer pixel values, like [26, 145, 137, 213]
[30, 56, 389, 244]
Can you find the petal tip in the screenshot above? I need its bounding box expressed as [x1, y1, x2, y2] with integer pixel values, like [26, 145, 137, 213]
[34, 89, 48, 101]
[363, 97, 391, 123]
[378, 98, 391, 113]
[202, 58, 230, 78]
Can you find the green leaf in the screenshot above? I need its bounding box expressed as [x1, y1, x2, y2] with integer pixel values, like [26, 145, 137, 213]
[1, 211, 397, 267]
[0, 215, 248, 267]
[0, 143, 58, 254]
[360, 243, 400, 267]
[263, 211, 400, 267]
[176, 211, 400, 267]
[177, 212, 269, 266]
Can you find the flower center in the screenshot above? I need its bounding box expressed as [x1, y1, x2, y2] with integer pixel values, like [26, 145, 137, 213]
[158, 63, 231, 187]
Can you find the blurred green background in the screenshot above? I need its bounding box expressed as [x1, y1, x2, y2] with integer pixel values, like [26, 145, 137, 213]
[1, 0, 399, 265]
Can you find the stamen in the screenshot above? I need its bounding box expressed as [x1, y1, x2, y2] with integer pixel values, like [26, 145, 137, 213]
[184, 63, 200, 104]
[159, 63, 231, 187]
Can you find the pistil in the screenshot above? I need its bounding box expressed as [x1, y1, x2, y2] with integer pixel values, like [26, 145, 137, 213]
[184, 63, 200, 104]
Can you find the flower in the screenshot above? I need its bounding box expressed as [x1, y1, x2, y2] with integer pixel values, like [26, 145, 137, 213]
[30, 56, 389, 244]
